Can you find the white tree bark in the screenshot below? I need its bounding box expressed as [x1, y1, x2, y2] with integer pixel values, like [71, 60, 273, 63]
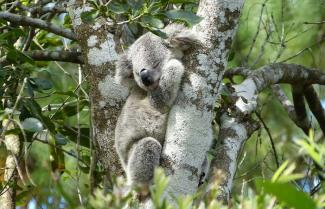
[68, 0, 126, 176]
[0, 120, 20, 209]
[209, 113, 258, 202]
[162, 0, 245, 197]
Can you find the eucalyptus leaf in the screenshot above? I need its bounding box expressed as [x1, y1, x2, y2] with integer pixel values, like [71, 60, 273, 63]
[165, 10, 203, 26]
[142, 15, 164, 28]
[258, 180, 317, 209]
[21, 117, 44, 132]
[29, 77, 53, 91]
[55, 133, 68, 145]
[109, 2, 130, 14]
[81, 10, 99, 24]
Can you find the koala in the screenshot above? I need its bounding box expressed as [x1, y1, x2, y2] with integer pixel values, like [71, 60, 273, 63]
[114, 24, 200, 189]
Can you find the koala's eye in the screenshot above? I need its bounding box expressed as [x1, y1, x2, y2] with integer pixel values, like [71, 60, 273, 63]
[153, 62, 160, 68]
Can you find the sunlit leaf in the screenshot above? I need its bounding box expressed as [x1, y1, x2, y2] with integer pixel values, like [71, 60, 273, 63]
[258, 180, 317, 209]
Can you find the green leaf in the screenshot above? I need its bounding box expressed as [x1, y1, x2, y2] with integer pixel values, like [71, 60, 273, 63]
[142, 15, 164, 28]
[15, 190, 31, 206]
[21, 117, 44, 132]
[6, 47, 34, 64]
[151, 168, 170, 208]
[272, 160, 289, 182]
[81, 10, 99, 24]
[23, 99, 56, 133]
[0, 28, 25, 44]
[58, 127, 90, 148]
[258, 180, 317, 209]
[55, 133, 68, 145]
[29, 77, 53, 91]
[296, 140, 322, 167]
[109, 2, 130, 14]
[164, 10, 203, 26]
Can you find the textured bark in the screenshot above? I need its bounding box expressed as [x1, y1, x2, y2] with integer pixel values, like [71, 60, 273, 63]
[67, 0, 125, 176]
[162, 0, 245, 197]
[209, 113, 258, 202]
[272, 84, 310, 135]
[0, 120, 20, 209]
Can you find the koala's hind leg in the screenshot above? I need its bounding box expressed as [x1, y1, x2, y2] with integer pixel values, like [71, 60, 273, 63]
[126, 137, 162, 186]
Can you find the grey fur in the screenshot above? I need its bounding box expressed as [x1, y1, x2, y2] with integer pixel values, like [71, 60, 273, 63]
[115, 24, 200, 187]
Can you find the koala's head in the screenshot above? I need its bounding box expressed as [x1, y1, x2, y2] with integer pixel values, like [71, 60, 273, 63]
[115, 24, 200, 91]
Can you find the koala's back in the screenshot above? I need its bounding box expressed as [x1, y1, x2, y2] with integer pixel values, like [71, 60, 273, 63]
[115, 87, 168, 166]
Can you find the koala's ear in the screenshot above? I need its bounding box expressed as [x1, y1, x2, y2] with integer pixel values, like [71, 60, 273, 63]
[163, 24, 201, 51]
[115, 53, 135, 87]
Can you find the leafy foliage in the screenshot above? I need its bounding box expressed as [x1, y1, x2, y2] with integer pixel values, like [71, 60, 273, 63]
[0, 0, 324, 208]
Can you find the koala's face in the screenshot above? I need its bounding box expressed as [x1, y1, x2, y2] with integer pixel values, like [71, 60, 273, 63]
[116, 24, 200, 90]
[128, 33, 169, 91]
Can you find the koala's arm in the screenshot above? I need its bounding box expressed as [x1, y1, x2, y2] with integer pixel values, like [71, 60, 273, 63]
[149, 59, 184, 108]
[115, 53, 135, 88]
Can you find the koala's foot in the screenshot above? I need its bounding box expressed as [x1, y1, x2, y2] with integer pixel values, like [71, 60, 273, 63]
[126, 137, 162, 186]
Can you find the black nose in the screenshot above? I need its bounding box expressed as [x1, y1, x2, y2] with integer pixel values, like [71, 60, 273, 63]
[140, 69, 154, 86]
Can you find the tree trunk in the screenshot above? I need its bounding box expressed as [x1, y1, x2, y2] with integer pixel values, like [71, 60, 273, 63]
[0, 120, 20, 209]
[68, 0, 125, 177]
[162, 0, 245, 197]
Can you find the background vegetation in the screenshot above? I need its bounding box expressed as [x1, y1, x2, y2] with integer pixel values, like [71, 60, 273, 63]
[0, 0, 324, 208]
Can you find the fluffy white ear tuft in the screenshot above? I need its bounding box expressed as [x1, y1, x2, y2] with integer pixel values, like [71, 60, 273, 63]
[164, 24, 201, 51]
[115, 53, 135, 88]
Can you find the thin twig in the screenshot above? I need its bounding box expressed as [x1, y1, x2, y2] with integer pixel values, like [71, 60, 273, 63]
[303, 85, 325, 135]
[243, 0, 268, 66]
[255, 112, 280, 168]
[76, 65, 84, 206]
[281, 38, 325, 62]
[304, 21, 325, 25]
[33, 138, 89, 167]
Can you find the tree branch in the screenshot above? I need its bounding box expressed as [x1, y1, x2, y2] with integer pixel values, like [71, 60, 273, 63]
[0, 12, 77, 41]
[26, 50, 83, 63]
[209, 113, 259, 203]
[225, 63, 325, 87]
[211, 63, 325, 202]
[292, 85, 310, 135]
[0, 50, 83, 65]
[226, 65, 321, 135]
[271, 84, 310, 135]
[303, 85, 325, 135]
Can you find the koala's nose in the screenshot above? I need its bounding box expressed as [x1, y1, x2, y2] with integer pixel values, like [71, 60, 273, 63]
[140, 69, 154, 86]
